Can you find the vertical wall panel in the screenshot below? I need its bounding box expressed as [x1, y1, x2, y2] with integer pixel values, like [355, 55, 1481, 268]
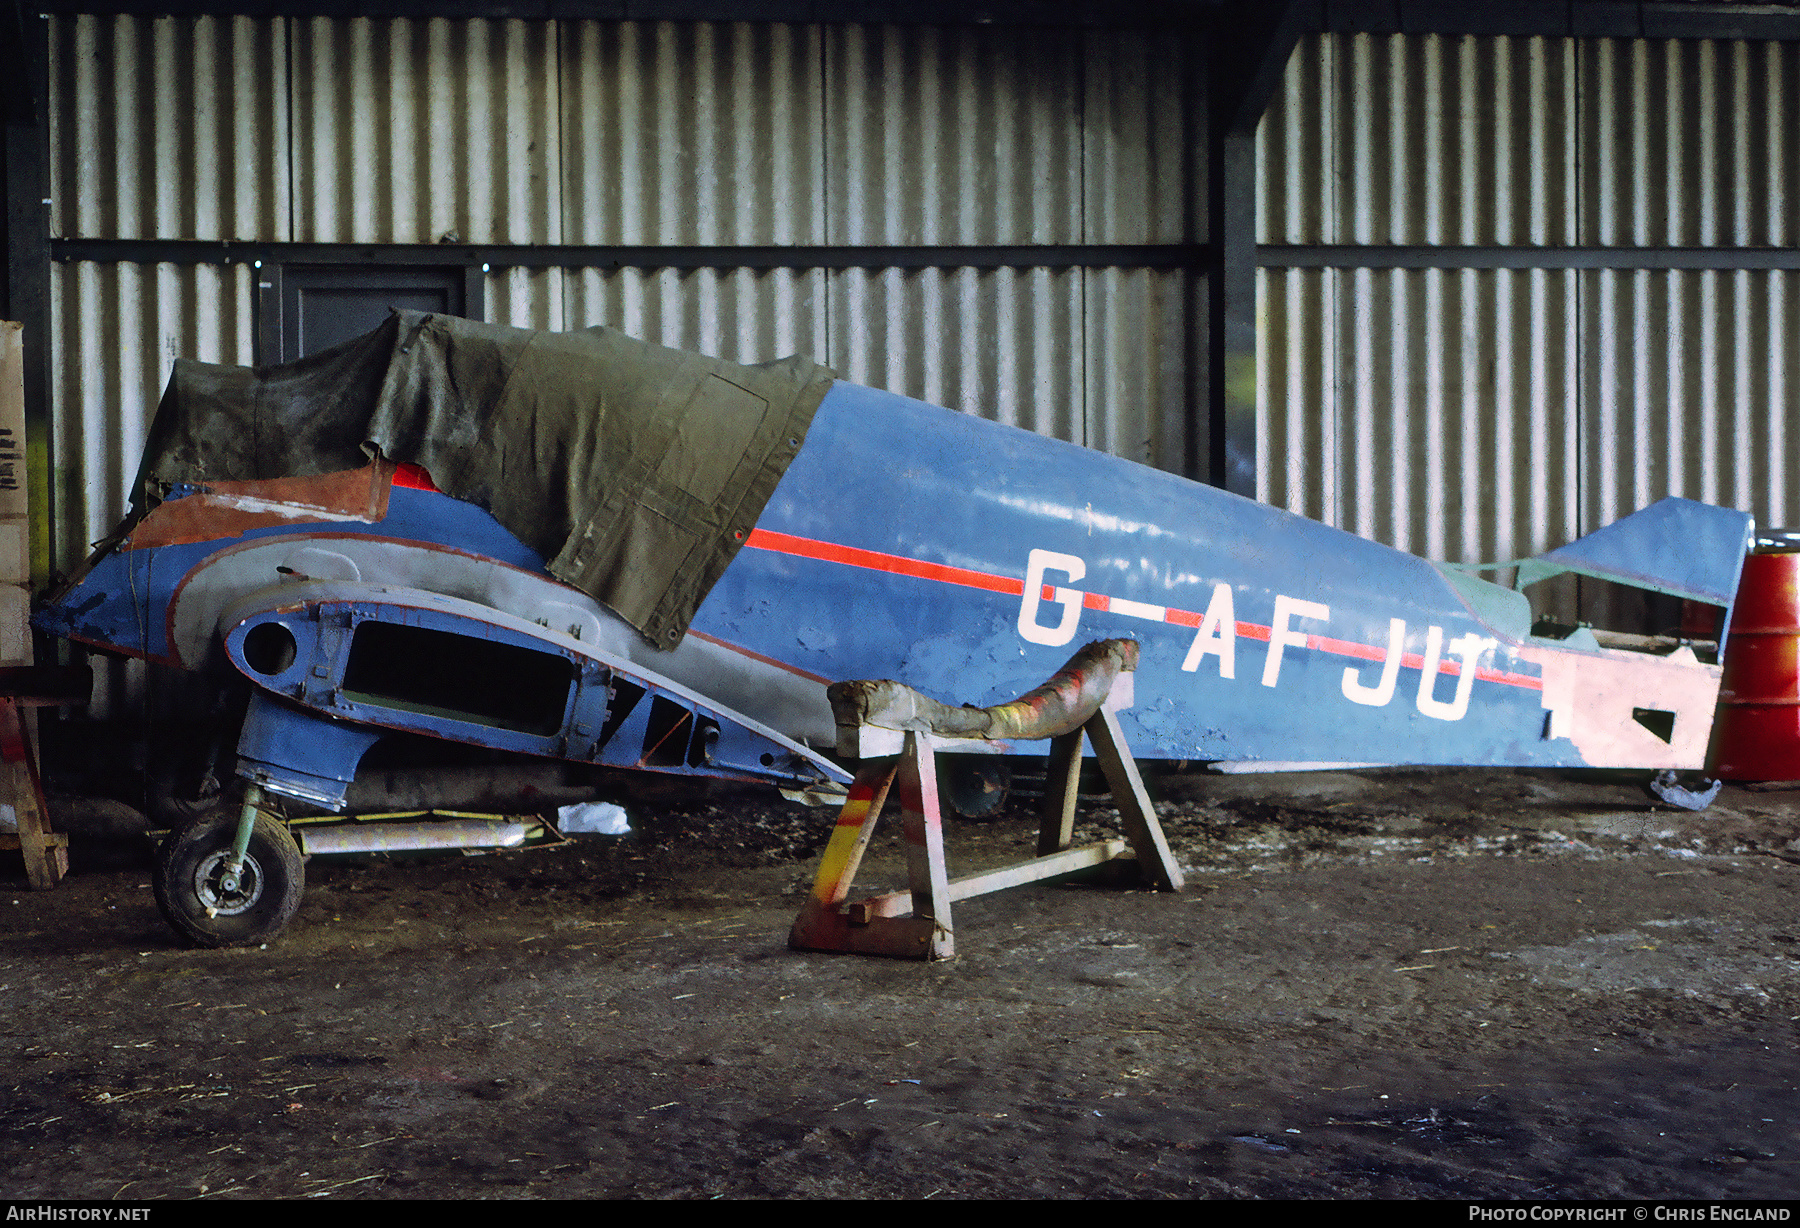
[1259, 265, 1588, 565]
[485, 266, 567, 333]
[1081, 28, 1205, 245]
[828, 266, 1085, 440]
[51, 262, 256, 570]
[560, 21, 824, 246]
[562, 266, 828, 368]
[1084, 267, 1202, 473]
[1259, 32, 1578, 246]
[1260, 30, 1800, 587]
[50, 13, 289, 241]
[824, 24, 1084, 245]
[1258, 36, 1335, 245]
[292, 17, 560, 245]
[51, 261, 256, 719]
[1257, 267, 1337, 523]
[1581, 39, 1800, 248]
[1583, 268, 1800, 534]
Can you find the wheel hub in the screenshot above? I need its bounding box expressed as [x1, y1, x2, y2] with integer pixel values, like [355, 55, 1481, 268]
[192, 851, 263, 915]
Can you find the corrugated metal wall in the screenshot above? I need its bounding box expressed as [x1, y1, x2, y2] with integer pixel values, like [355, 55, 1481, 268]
[53, 18, 1796, 571]
[292, 17, 563, 246]
[50, 14, 1203, 576]
[48, 258, 258, 716]
[1259, 33, 1800, 576]
[50, 261, 257, 566]
[50, 14, 290, 242]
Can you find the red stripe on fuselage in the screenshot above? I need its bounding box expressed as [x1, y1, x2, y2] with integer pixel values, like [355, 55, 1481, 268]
[745, 529, 1026, 597]
[744, 529, 1542, 692]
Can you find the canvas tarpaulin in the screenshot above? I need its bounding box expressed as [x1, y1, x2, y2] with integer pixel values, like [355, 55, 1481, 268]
[132, 311, 836, 646]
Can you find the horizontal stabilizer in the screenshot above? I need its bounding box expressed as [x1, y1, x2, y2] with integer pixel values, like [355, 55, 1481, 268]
[1514, 497, 1754, 608]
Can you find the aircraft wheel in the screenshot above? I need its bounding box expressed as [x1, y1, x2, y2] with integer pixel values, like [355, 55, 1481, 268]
[153, 808, 305, 948]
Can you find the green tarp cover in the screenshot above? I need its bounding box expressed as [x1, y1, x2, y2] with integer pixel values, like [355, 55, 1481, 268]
[133, 311, 836, 646]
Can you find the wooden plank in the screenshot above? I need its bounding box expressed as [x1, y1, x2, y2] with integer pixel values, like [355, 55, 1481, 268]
[1037, 728, 1083, 856]
[896, 733, 953, 958]
[948, 840, 1129, 902]
[1, 698, 64, 889]
[0, 327, 58, 888]
[1085, 708, 1184, 892]
[788, 759, 899, 954]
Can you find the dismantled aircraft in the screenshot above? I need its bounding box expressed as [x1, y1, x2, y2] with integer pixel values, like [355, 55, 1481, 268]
[34, 312, 1755, 945]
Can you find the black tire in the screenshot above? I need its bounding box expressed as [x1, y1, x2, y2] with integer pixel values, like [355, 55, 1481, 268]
[153, 808, 305, 947]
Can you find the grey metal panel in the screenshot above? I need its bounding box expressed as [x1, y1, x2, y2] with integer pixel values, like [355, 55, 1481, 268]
[1258, 28, 1800, 598]
[1257, 32, 1336, 245]
[291, 16, 561, 245]
[1084, 266, 1203, 474]
[1081, 27, 1207, 245]
[51, 261, 257, 571]
[1257, 262, 1800, 565]
[560, 265, 830, 367]
[1256, 266, 1339, 525]
[1258, 265, 1584, 568]
[1580, 36, 1800, 248]
[1259, 32, 1580, 246]
[559, 20, 826, 246]
[824, 23, 1085, 245]
[486, 265, 568, 332]
[828, 265, 1086, 441]
[49, 13, 290, 242]
[824, 264, 1198, 468]
[1582, 267, 1800, 535]
[51, 259, 257, 720]
[1264, 31, 1800, 249]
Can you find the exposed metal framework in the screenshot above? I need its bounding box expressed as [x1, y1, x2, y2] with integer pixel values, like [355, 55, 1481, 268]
[51, 239, 1207, 270]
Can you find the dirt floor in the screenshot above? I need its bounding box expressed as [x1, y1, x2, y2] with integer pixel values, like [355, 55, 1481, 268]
[4, 763, 1800, 1200]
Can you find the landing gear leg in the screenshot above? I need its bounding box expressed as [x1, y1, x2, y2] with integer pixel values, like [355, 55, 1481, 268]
[152, 784, 304, 947]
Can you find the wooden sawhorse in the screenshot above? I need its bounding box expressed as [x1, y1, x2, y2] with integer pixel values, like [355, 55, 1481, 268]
[789, 643, 1183, 960]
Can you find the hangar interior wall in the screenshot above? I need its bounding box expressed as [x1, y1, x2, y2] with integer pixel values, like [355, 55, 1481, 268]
[1258, 32, 1800, 578]
[48, 13, 1204, 581]
[48, 16, 1799, 717]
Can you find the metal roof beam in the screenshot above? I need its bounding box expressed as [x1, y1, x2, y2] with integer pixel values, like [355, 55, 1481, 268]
[1262, 245, 1800, 270]
[50, 239, 1209, 269]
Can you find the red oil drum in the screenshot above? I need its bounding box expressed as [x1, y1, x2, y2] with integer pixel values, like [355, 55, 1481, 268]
[1714, 543, 1800, 780]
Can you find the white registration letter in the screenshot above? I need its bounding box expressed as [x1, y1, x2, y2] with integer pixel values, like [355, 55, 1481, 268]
[1342, 617, 1406, 706]
[1017, 549, 1087, 647]
[1415, 628, 1496, 721]
[1262, 595, 1330, 687]
[1181, 582, 1238, 677]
